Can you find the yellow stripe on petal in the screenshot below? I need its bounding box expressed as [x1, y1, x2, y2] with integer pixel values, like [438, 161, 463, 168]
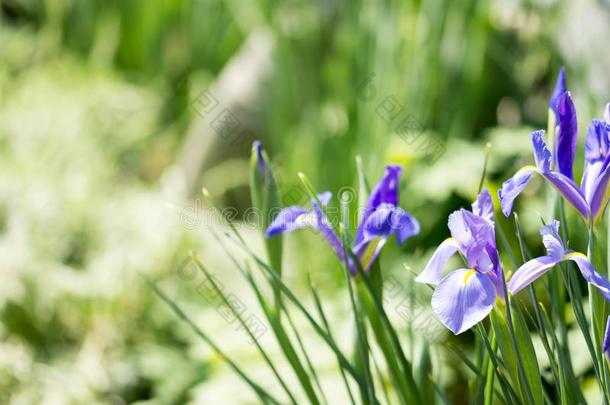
[360, 237, 383, 270]
[563, 252, 587, 260]
[516, 165, 537, 175]
[463, 269, 477, 285]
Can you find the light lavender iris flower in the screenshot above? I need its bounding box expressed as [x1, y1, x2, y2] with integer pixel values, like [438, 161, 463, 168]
[507, 220, 610, 301]
[415, 190, 504, 334]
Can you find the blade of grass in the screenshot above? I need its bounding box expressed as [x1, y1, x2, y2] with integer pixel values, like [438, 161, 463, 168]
[143, 275, 282, 405]
[308, 276, 357, 405]
[190, 255, 299, 405]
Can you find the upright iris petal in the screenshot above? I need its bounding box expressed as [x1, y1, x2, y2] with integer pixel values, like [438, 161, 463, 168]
[417, 189, 503, 334]
[549, 67, 567, 120]
[555, 92, 578, 180]
[584, 120, 610, 220]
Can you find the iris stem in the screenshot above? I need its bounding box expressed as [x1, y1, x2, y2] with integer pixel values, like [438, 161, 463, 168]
[587, 223, 610, 404]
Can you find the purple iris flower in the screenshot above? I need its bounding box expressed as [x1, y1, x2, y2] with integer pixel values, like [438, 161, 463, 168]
[415, 190, 504, 334]
[499, 74, 610, 222]
[507, 220, 610, 300]
[265, 165, 420, 274]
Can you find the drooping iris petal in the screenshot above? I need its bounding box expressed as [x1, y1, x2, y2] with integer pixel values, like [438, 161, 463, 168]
[555, 92, 578, 180]
[311, 199, 344, 260]
[472, 189, 494, 222]
[543, 171, 591, 218]
[416, 238, 460, 285]
[498, 165, 537, 217]
[431, 269, 497, 335]
[355, 165, 402, 244]
[507, 255, 560, 295]
[392, 207, 420, 243]
[265, 206, 313, 237]
[565, 252, 610, 301]
[352, 204, 420, 270]
[549, 67, 567, 119]
[603, 317, 610, 360]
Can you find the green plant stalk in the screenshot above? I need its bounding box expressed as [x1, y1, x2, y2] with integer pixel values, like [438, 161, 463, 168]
[230, 237, 367, 387]
[191, 256, 299, 404]
[209, 188, 369, 394]
[415, 342, 434, 405]
[474, 324, 519, 403]
[144, 276, 282, 405]
[492, 266, 543, 405]
[556, 200, 603, 379]
[309, 280, 357, 405]
[282, 300, 329, 405]
[344, 263, 377, 405]
[249, 145, 283, 316]
[249, 270, 321, 405]
[354, 261, 422, 404]
[205, 225, 320, 404]
[587, 223, 610, 403]
[483, 350, 495, 405]
[514, 215, 578, 403]
[355, 275, 410, 405]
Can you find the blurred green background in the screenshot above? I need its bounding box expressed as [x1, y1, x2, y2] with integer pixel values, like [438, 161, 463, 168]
[1, 0, 609, 403]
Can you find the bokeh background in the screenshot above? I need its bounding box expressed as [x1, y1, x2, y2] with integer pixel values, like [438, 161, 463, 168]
[1, 0, 609, 403]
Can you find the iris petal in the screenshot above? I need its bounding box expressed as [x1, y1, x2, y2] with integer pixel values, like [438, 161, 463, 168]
[565, 252, 610, 301]
[498, 166, 536, 217]
[353, 204, 419, 270]
[543, 171, 590, 218]
[507, 255, 560, 295]
[392, 207, 420, 244]
[311, 199, 344, 260]
[471, 189, 494, 222]
[355, 165, 402, 244]
[416, 237, 460, 285]
[603, 317, 610, 359]
[431, 269, 497, 335]
[549, 68, 567, 119]
[555, 92, 578, 180]
[540, 220, 564, 260]
[532, 130, 552, 172]
[265, 206, 312, 237]
[447, 210, 473, 246]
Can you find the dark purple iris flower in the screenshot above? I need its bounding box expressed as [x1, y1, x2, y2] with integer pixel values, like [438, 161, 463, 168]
[265, 165, 420, 274]
[415, 190, 504, 334]
[499, 70, 610, 222]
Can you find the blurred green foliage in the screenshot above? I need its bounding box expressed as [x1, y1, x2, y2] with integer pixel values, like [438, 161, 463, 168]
[1, 0, 609, 403]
